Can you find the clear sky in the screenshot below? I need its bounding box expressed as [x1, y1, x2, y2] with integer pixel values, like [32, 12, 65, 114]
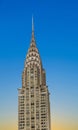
[0, 0, 78, 130]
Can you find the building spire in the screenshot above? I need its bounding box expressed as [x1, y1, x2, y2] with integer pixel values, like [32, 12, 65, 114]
[31, 15, 36, 47]
[32, 15, 34, 32]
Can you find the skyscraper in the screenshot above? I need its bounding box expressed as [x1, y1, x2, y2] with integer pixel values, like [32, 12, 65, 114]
[18, 17, 51, 130]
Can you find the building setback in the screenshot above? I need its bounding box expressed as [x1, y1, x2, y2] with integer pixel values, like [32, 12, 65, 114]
[18, 17, 51, 130]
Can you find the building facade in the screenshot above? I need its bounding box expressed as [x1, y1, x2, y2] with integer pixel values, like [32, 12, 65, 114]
[18, 18, 51, 130]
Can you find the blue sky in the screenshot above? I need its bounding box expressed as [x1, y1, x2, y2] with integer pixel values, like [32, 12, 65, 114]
[0, 0, 78, 130]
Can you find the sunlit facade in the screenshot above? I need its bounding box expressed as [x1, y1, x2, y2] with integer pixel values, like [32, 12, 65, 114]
[18, 17, 51, 130]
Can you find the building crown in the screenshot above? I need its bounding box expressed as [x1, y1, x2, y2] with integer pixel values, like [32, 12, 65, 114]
[25, 17, 42, 68]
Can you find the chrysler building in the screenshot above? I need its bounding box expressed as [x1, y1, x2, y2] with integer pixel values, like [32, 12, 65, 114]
[18, 17, 51, 130]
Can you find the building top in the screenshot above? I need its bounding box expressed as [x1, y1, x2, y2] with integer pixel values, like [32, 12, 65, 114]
[25, 17, 42, 68]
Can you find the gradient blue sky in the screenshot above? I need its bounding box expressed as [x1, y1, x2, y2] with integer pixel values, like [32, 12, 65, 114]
[0, 0, 78, 130]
